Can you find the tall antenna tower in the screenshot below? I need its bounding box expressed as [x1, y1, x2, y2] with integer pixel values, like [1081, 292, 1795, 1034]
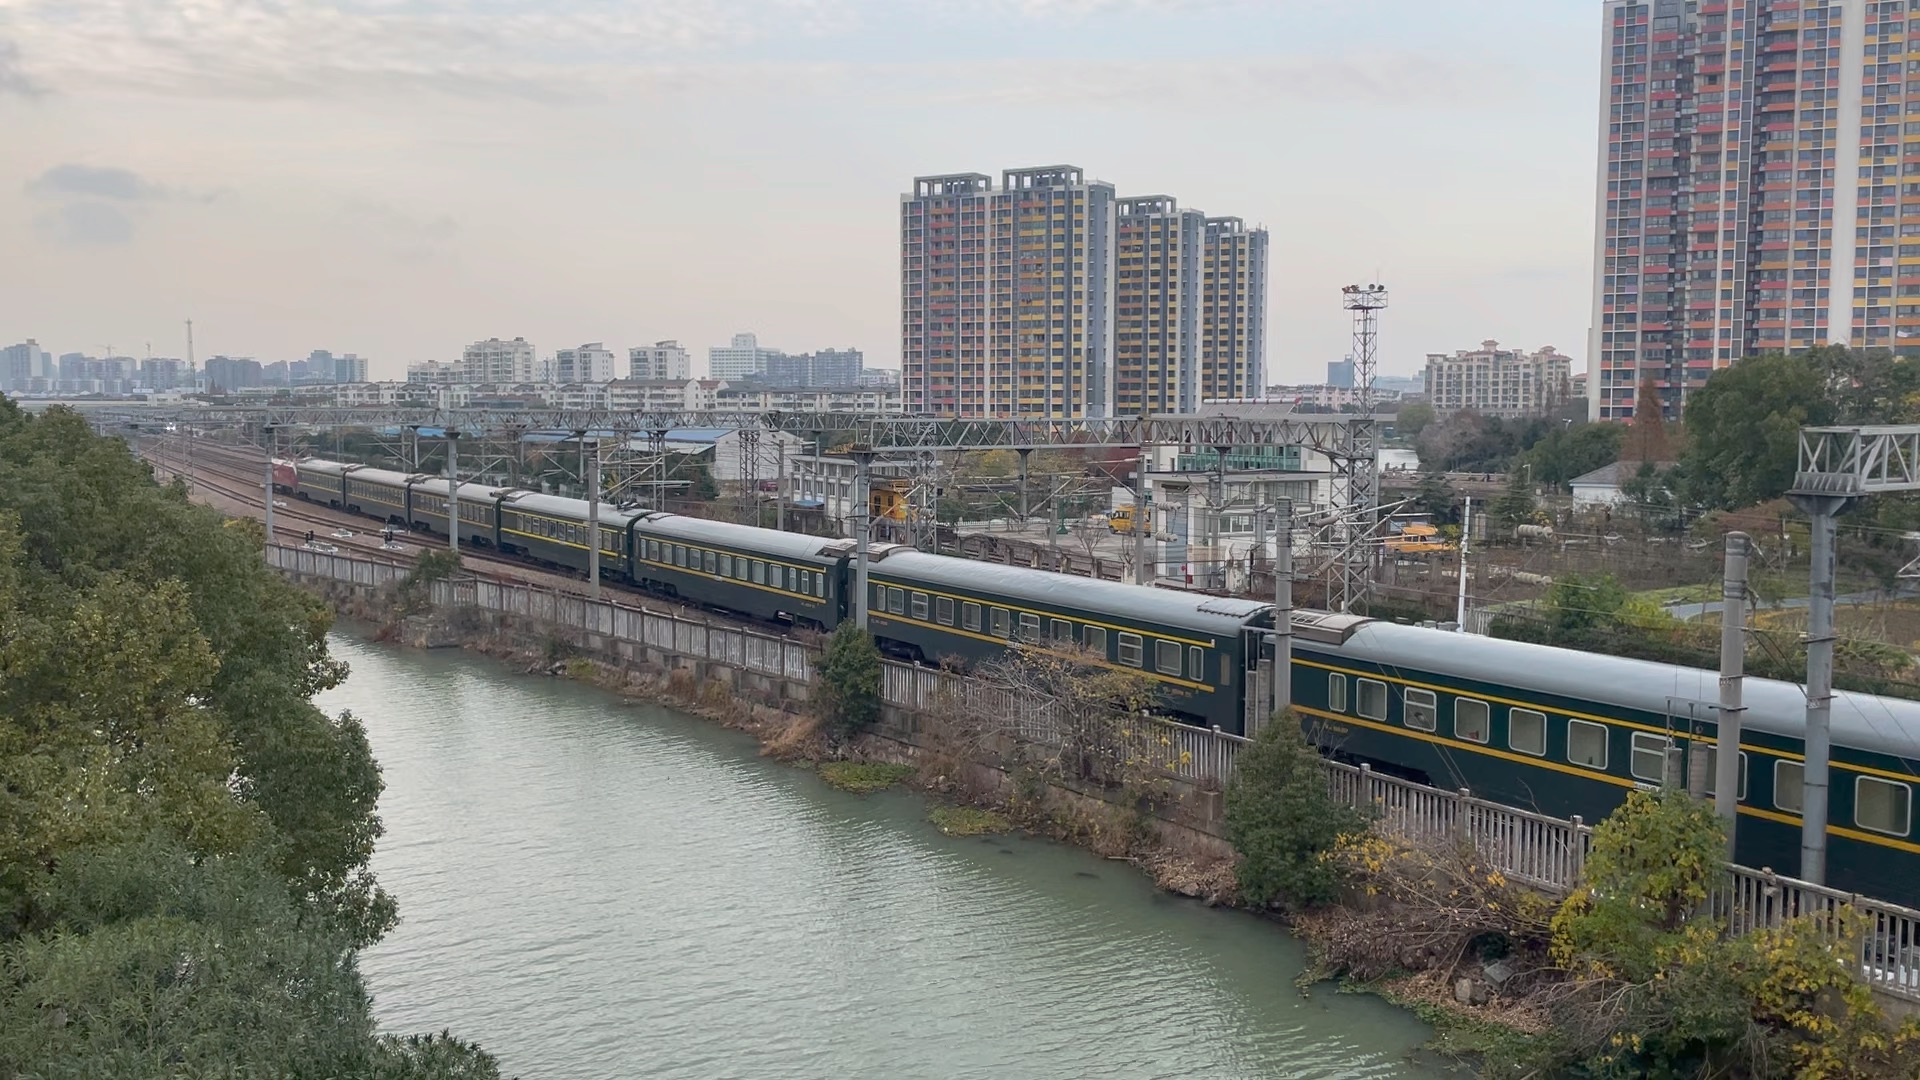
[1332, 283, 1388, 611]
[185, 319, 195, 377]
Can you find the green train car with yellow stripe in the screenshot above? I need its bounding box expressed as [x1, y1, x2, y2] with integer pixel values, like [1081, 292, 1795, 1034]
[1285, 615, 1920, 904]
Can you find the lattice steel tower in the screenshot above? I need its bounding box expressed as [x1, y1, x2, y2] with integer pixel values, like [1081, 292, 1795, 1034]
[1335, 283, 1388, 611]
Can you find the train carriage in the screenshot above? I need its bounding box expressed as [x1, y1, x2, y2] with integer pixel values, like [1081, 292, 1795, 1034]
[629, 516, 852, 630]
[341, 467, 414, 523]
[496, 491, 634, 580]
[294, 460, 355, 506]
[1295, 620, 1920, 903]
[404, 476, 510, 547]
[865, 549, 1268, 732]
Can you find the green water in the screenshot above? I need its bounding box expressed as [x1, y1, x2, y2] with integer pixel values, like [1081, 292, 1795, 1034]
[319, 634, 1454, 1079]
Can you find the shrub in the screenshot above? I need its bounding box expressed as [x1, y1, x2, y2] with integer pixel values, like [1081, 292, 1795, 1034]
[1223, 714, 1369, 908]
[815, 624, 882, 741]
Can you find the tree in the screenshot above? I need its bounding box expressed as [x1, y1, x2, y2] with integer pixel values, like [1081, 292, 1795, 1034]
[0, 403, 497, 1078]
[1518, 420, 1624, 491]
[1492, 467, 1537, 528]
[815, 623, 882, 741]
[1620, 375, 1674, 463]
[1681, 351, 1837, 509]
[1223, 715, 1369, 908]
[1542, 571, 1630, 636]
[1411, 469, 1458, 525]
[1393, 401, 1435, 440]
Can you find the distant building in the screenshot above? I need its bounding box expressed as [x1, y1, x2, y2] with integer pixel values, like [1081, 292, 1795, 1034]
[203, 355, 264, 392]
[553, 342, 617, 384]
[2, 340, 48, 391]
[1113, 195, 1204, 415]
[629, 340, 692, 381]
[406, 361, 462, 385]
[707, 333, 782, 381]
[858, 367, 900, 389]
[607, 378, 729, 412]
[714, 384, 901, 414]
[1326, 359, 1355, 389]
[1260, 384, 1403, 411]
[762, 347, 866, 388]
[333, 353, 369, 383]
[462, 337, 535, 384]
[139, 357, 189, 390]
[1423, 342, 1571, 418]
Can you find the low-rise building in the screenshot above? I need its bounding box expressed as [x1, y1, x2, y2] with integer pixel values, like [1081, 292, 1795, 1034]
[713, 383, 902, 414]
[606, 378, 729, 412]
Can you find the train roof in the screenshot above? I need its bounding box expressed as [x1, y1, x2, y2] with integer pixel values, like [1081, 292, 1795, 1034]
[296, 459, 354, 476]
[872, 550, 1272, 638]
[638, 515, 859, 562]
[344, 466, 416, 488]
[409, 475, 521, 503]
[1339, 620, 1920, 764]
[494, 490, 641, 524]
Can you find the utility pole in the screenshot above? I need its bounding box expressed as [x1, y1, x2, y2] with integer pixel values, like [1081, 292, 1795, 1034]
[185, 319, 195, 384]
[587, 435, 601, 599]
[446, 431, 461, 554]
[851, 446, 875, 628]
[1269, 500, 1294, 728]
[1456, 496, 1472, 630]
[1134, 445, 1151, 585]
[776, 440, 787, 532]
[1713, 532, 1750, 850]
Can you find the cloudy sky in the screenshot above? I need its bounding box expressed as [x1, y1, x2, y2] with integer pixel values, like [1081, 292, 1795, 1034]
[0, 0, 1599, 382]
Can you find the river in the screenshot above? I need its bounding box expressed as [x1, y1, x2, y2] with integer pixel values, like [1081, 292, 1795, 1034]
[317, 633, 1453, 1080]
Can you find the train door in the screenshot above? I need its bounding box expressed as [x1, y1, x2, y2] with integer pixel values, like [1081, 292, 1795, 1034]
[1659, 697, 1716, 793]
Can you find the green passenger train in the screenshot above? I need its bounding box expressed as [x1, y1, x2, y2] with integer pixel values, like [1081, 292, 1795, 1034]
[285, 458, 1920, 904]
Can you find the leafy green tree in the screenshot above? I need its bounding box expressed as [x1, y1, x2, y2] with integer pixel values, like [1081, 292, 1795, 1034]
[1552, 789, 1728, 982]
[1681, 350, 1836, 509]
[1411, 469, 1458, 525]
[816, 622, 882, 741]
[1492, 467, 1537, 528]
[1392, 400, 1435, 439]
[1223, 715, 1369, 908]
[1518, 420, 1624, 491]
[1543, 571, 1630, 637]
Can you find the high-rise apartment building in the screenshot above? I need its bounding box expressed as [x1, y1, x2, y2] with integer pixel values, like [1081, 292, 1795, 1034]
[1590, 0, 1920, 421]
[629, 340, 692, 381]
[1326, 358, 1356, 389]
[1423, 341, 1574, 417]
[1200, 216, 1268, 401]
[553, 342, 617, 383]
[903, 166, 1265, 418]
[2, 340, 45, 391]
[203, 356, 263, 392]
[708, 333, 781, 380]
[139, 357, 189, 390]
[1112, 196, 1203, 415]
[901, 166, 1117, 418]
[461, 337, 535, 384]
[764, 347, 866, 387]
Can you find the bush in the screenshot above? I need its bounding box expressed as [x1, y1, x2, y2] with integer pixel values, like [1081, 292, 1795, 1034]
[1223, 714, 1369, 908]
[815, 623, 882, 741]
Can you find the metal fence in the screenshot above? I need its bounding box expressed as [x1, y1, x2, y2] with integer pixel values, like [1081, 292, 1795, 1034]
[271, 544, 1920, 1003]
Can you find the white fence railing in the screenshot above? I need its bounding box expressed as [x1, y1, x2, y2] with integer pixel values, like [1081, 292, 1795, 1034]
[274, 544, 1920, 1003]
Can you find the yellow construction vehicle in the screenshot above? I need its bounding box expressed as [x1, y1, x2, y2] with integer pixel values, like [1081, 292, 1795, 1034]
[1106, 505, 1152, 535]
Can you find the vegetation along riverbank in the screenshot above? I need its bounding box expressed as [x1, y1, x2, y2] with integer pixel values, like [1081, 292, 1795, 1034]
[0, 401, 506, 1077]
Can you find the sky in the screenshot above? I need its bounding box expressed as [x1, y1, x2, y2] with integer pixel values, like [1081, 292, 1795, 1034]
[0, 0, 1601, 383]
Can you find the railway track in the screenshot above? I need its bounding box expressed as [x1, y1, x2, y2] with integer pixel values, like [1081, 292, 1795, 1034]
[147, 437, 724, 617]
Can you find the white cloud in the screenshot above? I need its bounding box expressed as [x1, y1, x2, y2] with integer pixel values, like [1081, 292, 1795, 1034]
[34, 201, 136, 245]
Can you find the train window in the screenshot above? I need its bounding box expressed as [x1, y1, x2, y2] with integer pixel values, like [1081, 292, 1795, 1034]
[1856, 776, 1911, 837]
[673, 544, 686, 567]
[718, 554, 732, 577]
[1154, 640, 1182, 675]
[753, 561, 767, 584]
[1509, 709, 1547, 757]
[1084, 626, 1107, 656]
[873, 583, 885, 610]
[647, 540, 661, 561]
[992, 608, 1010, 638]
[1568, 720, 1609, 770]
[1404, 688, 1437, 731]
[1118, 632, 1143, 667]
[1700, 748, 1748, 800]
[888, 588, 906, 616]
[1775, 760, 1804, 813]
[963, 602, 982, 631]
[1356, 679, 1388, 721]
[937, 597, 955, 625]
[737, 559, 749, 580]
[1328, 675, 1347, 713]
[1019, 613, 1041, 643]
[703, 551, 717, 574]
[1052, 619, 1073, 645]
[1454, 699, 1489, 744]
[1630, 732, 1671, 783]
[1188, 646, 1204, 681]
[911, 592, 930, 620]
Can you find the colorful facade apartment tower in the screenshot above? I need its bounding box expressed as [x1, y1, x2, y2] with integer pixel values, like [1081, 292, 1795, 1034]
[1590, 0, 1920, 422]
[901, 166, 1116, 418]
[1113, 196, 1204, 415]
[1201, 216, 1269, 402]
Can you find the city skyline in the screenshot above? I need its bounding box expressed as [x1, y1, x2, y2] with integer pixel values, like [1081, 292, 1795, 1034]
[0, 1, 1595, 387]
